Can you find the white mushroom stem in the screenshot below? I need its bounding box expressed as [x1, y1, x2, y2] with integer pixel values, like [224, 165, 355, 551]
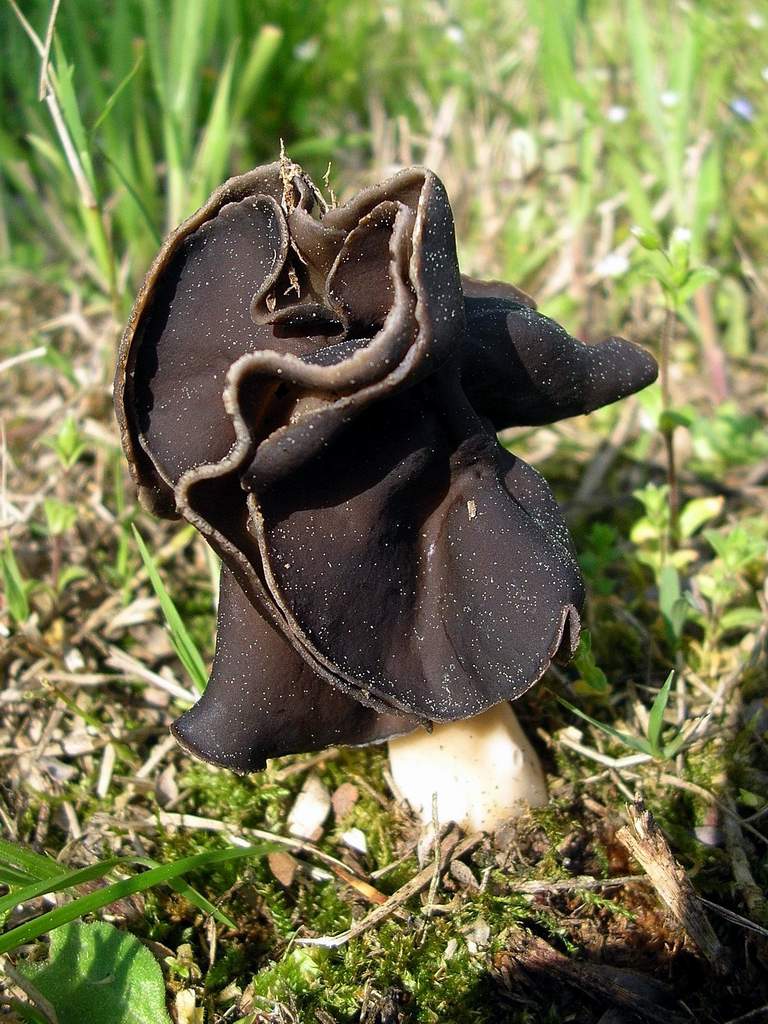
[387, 701, 547, 833]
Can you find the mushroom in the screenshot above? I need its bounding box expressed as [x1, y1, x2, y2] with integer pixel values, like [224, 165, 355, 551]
[114, 158, 657, 831]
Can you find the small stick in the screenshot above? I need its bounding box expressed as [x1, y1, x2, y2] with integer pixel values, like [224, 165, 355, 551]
[298, 832, 483, 948]
[0, 958, 59, 1024]
[617, 800, 728, 972]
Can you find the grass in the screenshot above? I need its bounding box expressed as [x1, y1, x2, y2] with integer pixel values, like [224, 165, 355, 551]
[1, 1, 767, 1022]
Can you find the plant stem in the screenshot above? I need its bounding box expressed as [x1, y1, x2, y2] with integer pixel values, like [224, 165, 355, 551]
[660, 303, 679, 548]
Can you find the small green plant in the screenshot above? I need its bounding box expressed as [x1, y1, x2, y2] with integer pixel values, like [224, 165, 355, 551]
[633, 224, 719, 539]
[132, 525, 208, 691]
[44, 414, 86, 470]
[692, 520, 768, 640]
[579, 523, 621, 597]
[560, 671, 699, 760]
[42, 497, 77, 536]
[631, 483, 723, 572]
[571, 630, 610, 696]
[632, 224, 718, 310]
[687, 403, 768, 477]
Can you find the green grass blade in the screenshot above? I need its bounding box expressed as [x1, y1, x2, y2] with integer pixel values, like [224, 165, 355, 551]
[50, 37, 97, 196]
[647, 670, 675, 755]
[0, 854, 233, 929]
[132, 526, 208, 692]
[0, 845, 273, 955]
[558, 698, 654, 756]
[190, 39, 239, 203]
[0, 865, 42, 887]
[625, 0, 664, 146]
[527, 0, 582, 111]
[232, 24, 283, 122]
[0, 839, 60, 881]
[99, 146, 161, 246]
[91, 45, 145, 133]
[0, 859, 123, 918]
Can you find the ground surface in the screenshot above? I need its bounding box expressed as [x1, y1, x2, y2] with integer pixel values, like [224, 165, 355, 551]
[0, 2, 767, 1022]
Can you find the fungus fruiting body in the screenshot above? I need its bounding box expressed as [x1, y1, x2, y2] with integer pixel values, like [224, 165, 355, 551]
[115, 159, 657, 831]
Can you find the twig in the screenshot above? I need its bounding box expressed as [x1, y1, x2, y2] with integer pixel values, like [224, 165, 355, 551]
[8, 0, 97, 210]
[511, 873, 648, 895]
[298, 833, 484, 948]
[500, 931, 682, 1023]
[37, 0, 61, 102]
[154, 811, 376, 882]
[698, 898, 768, 940]
[0, 957, 59, 1024]
[620, 770, 768, 849]
[421, 794, 442, 933]
[724, 1006, 768, 1024]
[0, 347, 47, 376]
[617, 800, 728, 972]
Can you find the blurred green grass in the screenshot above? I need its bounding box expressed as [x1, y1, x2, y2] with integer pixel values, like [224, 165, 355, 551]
[1, 0, 766, 332]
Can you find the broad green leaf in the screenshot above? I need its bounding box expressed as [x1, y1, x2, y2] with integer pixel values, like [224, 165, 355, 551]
[19, 921, 172, 1024]
[658, 565, 689, 644]
[677, 266, 719, 304]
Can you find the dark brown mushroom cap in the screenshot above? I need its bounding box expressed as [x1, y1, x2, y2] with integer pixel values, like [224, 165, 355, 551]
[171, 566, 416, 772]
[114, 160, 657, 771]
[460, 284, 658, 429]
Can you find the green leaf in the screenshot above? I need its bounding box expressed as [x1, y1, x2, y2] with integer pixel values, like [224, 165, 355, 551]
[56, 566, 90, 593]
[572, 630, 611, 694]
[658, 565, 688, 644]
[45, 414, 86, 468]
[190, 39, 239, 202]
[132, 526, 207, 692]
[678, 495, 724, 539]
[1, 541, 30, 625]
[19, 921, 172, 1024]
[647, 671, 675, 755]
[737, 789, 763, 809]
[661, 730, 689, 760]
[233, 25, 283, 121]
[43, 499, 78, 537]
[91, 45, 145, 133]
[657, 408, 692, 434]
[676, 265, 719, 304]
[625, 0, 665, 147]
[719, 607, 764, 633]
